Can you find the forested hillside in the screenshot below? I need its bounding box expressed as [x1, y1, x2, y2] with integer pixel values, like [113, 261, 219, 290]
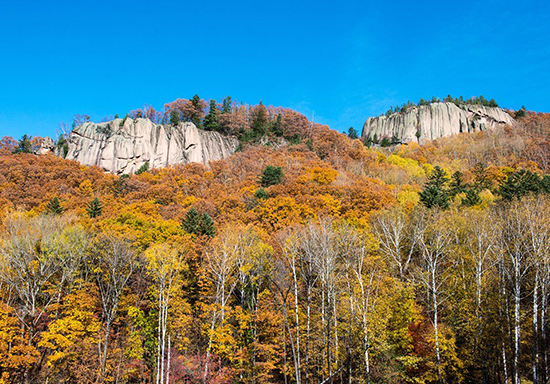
[0, 101, 549, 383]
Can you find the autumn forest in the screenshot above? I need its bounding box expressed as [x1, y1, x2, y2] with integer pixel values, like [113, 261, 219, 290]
[0, 97, 549, 384]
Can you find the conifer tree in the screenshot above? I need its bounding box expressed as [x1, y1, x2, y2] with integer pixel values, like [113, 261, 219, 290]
[255, 188, 269, 200]
[347, 127, 359, 139]
[190, 94, 204, 128]
[462, 188, 481, 207]
[169, 110, 180, 125]
[86, 197, 103, 218]
[204, 100, 220, 132]
[182, 208, 201, 234]
[271, 114, 283, 137]
[260, 166, 284, 187]
[222, 96, 232, 114]
[448, 171, 467, 198]
[14, 135, 33, 154]
[251, 102, 268, 138]
[419, 166, 450, 209]
[498, 169, 542, 200]
[46, 197, 64, 215]
[198, 213, 216, 237]
[135, 161, 149, 175]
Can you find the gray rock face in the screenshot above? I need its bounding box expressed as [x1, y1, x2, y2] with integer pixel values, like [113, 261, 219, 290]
[63, 118, 239, 174]
[361, 103, 515, 144]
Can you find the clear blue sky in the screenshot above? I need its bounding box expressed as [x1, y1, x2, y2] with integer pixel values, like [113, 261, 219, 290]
[1, 0, 549, 138]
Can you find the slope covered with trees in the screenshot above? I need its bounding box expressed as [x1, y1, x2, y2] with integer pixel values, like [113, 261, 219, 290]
[0, 104, 548, 383]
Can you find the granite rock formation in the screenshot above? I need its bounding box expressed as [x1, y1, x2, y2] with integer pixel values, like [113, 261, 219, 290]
[361, 103, 515, 144]
[62, 118, 239, 174]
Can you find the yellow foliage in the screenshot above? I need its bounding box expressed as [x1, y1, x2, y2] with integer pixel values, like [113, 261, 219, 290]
[397, 188, 420, 212]
[299, 166, 338, 185]
[0, 303, 39, 376]
[38, 286, 100, 372]
[386, 154, 426, 179]
[256, 196, 314, 230]
[479, 189, 495, 208]
[421, 163, 434, 175]
[78, 179, 94, 197]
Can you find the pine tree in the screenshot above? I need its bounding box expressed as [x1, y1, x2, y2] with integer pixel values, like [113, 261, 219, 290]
[87, 197, 103, 218]
[182, 208, 216, 237]
[271, 114, 283, 137]
[204, 100, 220, 132]
[198, 213, 216, 237]
[448, 171, 467, 198]
[170, 110, 180, 125]
[498, 169, 542, 200]
[135, 162, 149, 175]
[347, 127, 358, 139]
[182, 208, 201, 235]
[222, 96, 232, 114]
[46, 197, 64, 215]
[14, 135, 33, 154]
[260, 166, 284, 187]
[419, 166, 450, 209]
[462, 189, 481, 207]
[251, 102, 268, 138]
[255, 188, 269, 200]
[190, 94, 204, 128]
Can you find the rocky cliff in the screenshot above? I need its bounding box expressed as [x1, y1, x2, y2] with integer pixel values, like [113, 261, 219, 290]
[62, 118, 239, 174]
[361, 103, 515, 144]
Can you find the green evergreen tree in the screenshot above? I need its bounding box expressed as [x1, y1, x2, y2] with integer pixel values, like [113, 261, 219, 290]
[498, 169, 542, 200]
[222, 96, 232, 114]
[204, 100, 220, 132]
[198, 213, 216, 237]
[260, 166, 284, 187]
[372, 133, 379, 145]
[347, 127, 359, 139]
[255, 188, 269, 200]
[135, 161, 149, 175]
[190, 94, 204, 128]
[170, 110, 180, 125]
[182, 208, 201, 235]
[46, 197, 64, 215]
[448, 171, 467, 198]
[251, 102, 268, 138]
[271, 114, 283, 137]
[121, 113, 128, 127]
[86, 197, 103, 218]
[14, 134, 33, 154]
[462, 188, 481, 207]
[380, 137, 391, 147]
[419, 166, 450, 209]
[515, 105, 527, 118]
[56, 135, 69, 158]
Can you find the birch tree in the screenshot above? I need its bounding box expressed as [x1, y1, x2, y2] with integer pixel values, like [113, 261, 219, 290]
[92, 235, 136, 382]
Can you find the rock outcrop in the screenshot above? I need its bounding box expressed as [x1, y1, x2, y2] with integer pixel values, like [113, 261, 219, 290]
[361, 103, 515, 144]
[33, 137, 54, 155]
[62, 118, 239, 174]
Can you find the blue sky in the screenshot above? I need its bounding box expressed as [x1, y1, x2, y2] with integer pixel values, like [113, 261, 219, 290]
[1, 0, 549, 138]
